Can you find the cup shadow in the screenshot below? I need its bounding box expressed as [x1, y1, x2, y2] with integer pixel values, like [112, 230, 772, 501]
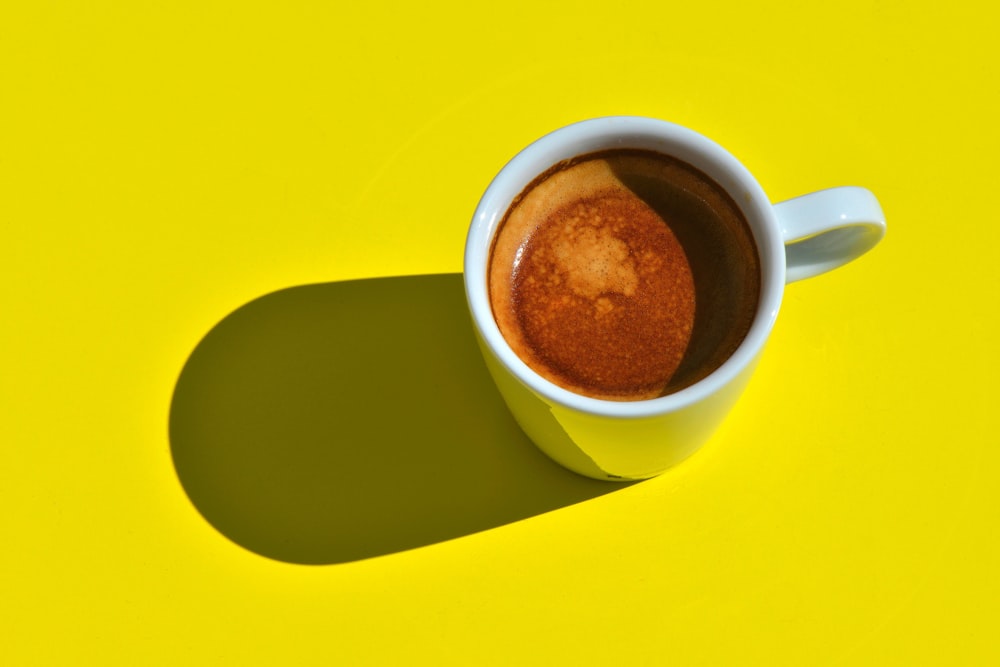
[169, 273, 630, 564]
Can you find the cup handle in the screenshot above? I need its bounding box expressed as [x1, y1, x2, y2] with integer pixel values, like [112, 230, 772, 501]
[773, 186, 886, 283]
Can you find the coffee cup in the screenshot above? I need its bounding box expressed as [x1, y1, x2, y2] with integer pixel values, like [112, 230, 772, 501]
[464, 116, 885, 480]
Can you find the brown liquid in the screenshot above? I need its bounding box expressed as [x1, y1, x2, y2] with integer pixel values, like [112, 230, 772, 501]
[488, 149, 760, 401]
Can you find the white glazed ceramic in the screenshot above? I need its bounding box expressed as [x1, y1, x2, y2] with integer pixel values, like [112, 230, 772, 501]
[464, 117, 885, 480]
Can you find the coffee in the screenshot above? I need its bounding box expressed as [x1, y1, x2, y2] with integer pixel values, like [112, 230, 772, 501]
[488, 149, 760, 401]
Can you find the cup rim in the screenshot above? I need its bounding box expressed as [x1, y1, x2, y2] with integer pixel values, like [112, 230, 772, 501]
[464, 116, 784, 419]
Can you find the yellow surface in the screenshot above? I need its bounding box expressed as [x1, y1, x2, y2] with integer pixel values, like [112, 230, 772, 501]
[2, 1, 997, 664]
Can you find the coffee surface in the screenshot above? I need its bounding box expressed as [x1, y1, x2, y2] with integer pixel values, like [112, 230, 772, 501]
[489, 149, 760, 401]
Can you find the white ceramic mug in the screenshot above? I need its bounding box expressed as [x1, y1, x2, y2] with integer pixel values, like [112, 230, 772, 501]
[464, 116, 885, 481]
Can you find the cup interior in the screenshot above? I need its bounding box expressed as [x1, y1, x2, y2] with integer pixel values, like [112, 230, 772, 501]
[465, 117, 784, 418]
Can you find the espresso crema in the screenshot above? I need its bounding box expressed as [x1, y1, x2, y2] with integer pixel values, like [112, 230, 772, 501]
[488, 149, 760, 401]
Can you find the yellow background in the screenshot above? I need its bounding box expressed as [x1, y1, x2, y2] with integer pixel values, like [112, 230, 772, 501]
[2, 1, 997, 664]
